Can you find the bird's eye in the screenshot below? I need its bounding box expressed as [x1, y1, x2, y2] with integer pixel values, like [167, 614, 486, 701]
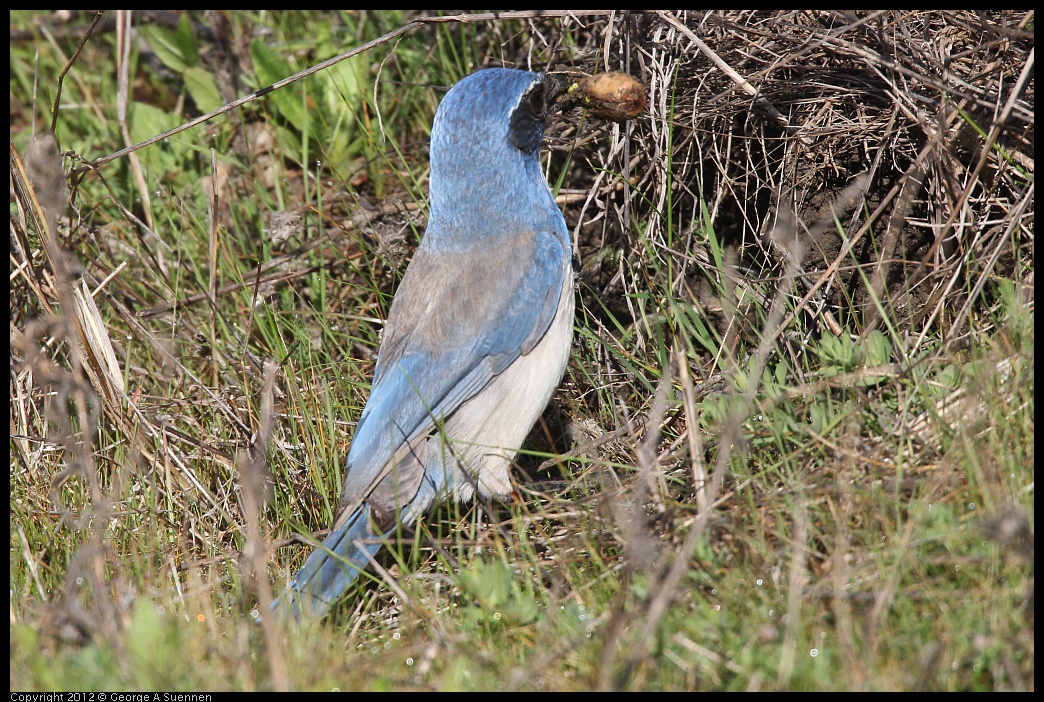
[509, 81, 548, 152]
[526, 85, 546, 115]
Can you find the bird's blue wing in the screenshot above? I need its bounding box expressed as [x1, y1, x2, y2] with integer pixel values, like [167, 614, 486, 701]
[330, 225, 569, 526]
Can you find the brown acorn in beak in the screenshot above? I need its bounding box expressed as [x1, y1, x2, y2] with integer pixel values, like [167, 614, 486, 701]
[555, 71, 647, 122]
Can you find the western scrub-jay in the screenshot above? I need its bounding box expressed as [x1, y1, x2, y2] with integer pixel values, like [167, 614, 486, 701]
[272, 68, 575, 619]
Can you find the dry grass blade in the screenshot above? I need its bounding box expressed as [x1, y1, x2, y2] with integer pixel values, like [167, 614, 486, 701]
[18, 133, 126, 409]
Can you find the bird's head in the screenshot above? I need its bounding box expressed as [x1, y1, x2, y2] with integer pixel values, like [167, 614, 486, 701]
[427, 68, 561, 239]
[431, 68, 554, 158]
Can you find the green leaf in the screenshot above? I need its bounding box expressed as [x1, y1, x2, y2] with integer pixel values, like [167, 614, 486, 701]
[251, 39, 309, 133]
[143, 15, 199, 72]
[677, 302, 720, 358]
[500, 595, 539, 626]
[128, 102, 181, 175]
[324, 53, 367, 116]
[458, 560, 513, 608]
[817, 332, 855, 372]
[862, 329, 892, 367]
[182, 66, 223, 114]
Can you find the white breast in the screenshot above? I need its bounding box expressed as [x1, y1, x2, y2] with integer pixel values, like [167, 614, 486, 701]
[432, 269, 575, 501]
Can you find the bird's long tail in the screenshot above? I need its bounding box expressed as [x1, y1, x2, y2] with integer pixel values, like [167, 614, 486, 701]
[270, 505, 386, 620]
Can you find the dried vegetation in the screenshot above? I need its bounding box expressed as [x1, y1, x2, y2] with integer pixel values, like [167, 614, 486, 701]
[10, 10, 1034, 690]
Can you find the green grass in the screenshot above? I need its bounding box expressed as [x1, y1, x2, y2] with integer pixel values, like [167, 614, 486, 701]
[10, 10, 1034, 691]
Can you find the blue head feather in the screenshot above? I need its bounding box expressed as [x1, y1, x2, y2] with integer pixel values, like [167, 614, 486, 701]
[427, 68, 560, 247]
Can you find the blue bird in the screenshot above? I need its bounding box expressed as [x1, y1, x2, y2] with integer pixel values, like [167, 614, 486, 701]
[272, 68, 574, 619]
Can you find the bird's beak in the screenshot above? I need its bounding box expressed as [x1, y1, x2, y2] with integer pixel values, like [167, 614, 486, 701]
[544, 73, 570, 116]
